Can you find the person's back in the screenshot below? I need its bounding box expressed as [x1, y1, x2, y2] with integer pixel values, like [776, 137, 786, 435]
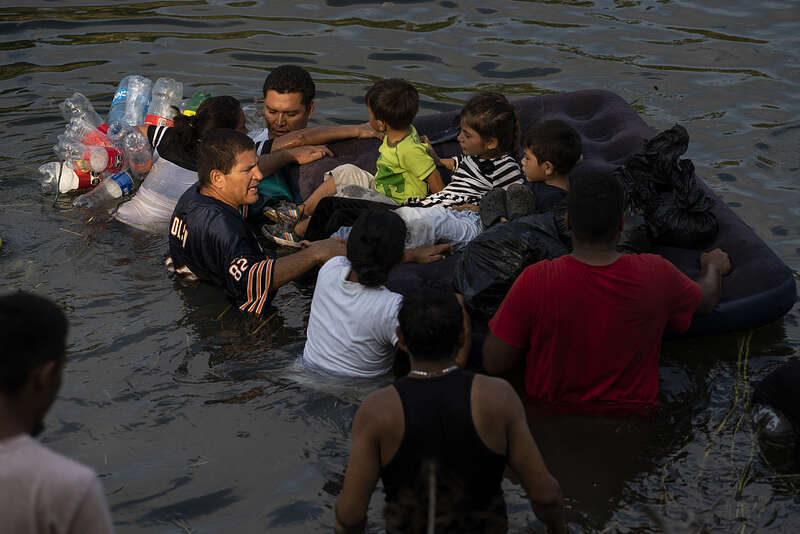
[1, 434, 113, 534]
[335, 291, 566, 534]
[381, 370, 508, 532]
[0, 292, 114, 534]
[495, 253, 699, 406]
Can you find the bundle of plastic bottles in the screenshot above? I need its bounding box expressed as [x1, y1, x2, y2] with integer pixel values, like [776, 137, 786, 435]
[38, 75, 189, 209]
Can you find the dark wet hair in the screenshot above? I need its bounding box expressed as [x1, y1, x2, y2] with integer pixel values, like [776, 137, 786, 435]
[346, 210, 406, 287]
[0, 292, 67, 394]
[568, 173, 625, 243]
[170, 95, 243, 164]
[262, 65, 316, 107]
[398, 290, 463, 362]
[459, 92, 520, 158]
[197, 128, 255, 186]
[523, 119, 582, 175]
[365, 78, 419, 131]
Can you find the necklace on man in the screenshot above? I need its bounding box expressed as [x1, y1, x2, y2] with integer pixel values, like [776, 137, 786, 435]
[408, 365, 459, 378]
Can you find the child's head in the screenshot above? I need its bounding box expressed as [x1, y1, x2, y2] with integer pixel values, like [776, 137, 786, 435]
[364, 79, 419, 132]
[458, 92, 519, 159]
[521, 120, 582, 182]
[347, 210, 407, 287]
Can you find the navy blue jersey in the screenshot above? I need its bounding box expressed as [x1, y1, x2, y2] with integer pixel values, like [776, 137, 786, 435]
[168, 183, 276, 314]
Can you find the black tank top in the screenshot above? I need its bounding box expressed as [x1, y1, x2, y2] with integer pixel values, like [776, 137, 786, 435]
[380, 370, 508, 533]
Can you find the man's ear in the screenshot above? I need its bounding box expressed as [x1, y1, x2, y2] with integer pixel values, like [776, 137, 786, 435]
[395, 326, 409, 353]
[306, 101, 315, 121]
[543, 161, 555, 176]
[32, 360, 60, 392]
[376, 119, 387, 133]
[209, 169, 225, 187]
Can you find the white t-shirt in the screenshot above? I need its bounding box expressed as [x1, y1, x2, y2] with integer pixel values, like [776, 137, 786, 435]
[248, 128, 269, 144]
[0, 434, 115, 534]
[303, 256, 403, 378]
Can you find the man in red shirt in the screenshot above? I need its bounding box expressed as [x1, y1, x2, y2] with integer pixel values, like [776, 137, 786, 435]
[483, 172, 731, 410]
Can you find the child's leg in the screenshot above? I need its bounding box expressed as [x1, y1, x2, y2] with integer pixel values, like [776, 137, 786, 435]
[300, 164, 377, 216]
[395, 206, 482, 250]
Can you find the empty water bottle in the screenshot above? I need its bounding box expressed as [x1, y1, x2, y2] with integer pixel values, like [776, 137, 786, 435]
[107, 75, 153, 127]
[54, 136, 125, 174]
[145, 78, 183, 127]
[72, 170, 135, 209]
[64, 116, 114, 148]
[181, 90, 211, 116]
[123, 129, 153, 175]
[106, 122, 133, 148]
[59, 92, 106, 130]
[38, 161, 99, 193]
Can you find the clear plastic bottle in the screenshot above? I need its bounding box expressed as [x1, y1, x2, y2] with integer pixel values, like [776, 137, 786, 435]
[63, 116, 114, 148]
[54, 136, 125, 174]
[107, 75, 153, 127]
[72, 170, 135, 209]
[123, 129, 153, 175]
[106, 122, 133, 148]
[59, 92, 106, 130]
[145, 78, 183, 127]
[38, 161, 99, 193]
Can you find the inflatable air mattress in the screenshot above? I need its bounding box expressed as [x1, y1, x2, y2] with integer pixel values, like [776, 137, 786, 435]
[295, 90, 797, 336]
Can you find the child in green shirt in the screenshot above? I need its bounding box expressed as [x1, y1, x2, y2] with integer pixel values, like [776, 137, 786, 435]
[266, 78, 443, 239]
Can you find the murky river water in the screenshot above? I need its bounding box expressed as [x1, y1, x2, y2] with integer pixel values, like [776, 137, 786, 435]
[1, 1, 798, 532]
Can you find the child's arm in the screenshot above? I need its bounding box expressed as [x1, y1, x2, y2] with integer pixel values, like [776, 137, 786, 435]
[426, 169, 445, 194]
[421, 135, 456, 171]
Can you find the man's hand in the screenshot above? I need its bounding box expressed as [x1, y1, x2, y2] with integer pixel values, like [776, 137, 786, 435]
[356, 122, 383, 140]
[402, 244, 453, 264]
[700, 248, 731, 277]
[288, 144, 333, 165]
[306, 237, 346, 263]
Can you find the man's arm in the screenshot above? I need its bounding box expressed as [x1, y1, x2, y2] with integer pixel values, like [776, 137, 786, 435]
[335, 394, 387, 534]
[694, 248, 731, 315]
[502, 383, 567, 534]
[454, 293, 472, 368]
[271, 122, 381, 151]
[483, 331, 526, 375]
[270, 238, 345, 290]
[258, 145, 333, 177]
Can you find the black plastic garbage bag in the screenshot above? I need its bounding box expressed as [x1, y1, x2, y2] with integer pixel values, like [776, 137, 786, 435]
[454, 212, 568, 318]
[616, 124, 717, 248]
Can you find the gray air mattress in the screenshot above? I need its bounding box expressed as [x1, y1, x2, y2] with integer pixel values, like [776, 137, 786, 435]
[294, 90, 797, 336]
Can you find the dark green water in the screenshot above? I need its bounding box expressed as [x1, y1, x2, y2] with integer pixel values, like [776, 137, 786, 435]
[0, 1, 798, 532]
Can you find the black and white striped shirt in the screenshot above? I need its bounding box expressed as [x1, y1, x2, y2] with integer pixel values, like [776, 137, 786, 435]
[404, 154, 523, 208]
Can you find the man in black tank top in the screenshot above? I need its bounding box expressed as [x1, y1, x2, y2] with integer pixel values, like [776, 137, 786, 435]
[335, 291, 567, 534]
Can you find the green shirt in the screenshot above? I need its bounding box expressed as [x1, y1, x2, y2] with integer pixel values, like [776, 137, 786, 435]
[373, 125, 435, 204]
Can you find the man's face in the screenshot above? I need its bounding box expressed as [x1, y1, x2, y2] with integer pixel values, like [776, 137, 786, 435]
[521, 148, 549, 182]
[218, 149, 263, 207]
[263, 90, 313, 137]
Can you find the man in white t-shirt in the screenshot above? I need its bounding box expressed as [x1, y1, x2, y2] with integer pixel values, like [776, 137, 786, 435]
[0, 292, 115, 534]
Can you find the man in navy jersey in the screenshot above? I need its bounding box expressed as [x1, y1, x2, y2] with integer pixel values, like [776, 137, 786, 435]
[167, 128, 345, 314]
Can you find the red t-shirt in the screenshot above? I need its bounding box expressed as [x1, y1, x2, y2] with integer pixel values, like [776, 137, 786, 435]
[489, 254, 702, 408]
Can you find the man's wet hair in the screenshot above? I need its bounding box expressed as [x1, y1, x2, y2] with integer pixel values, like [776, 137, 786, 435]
[262, 65, 316, 107]
[365, 78, 419, 131]
[523, 120, 582, 175]
[0, 292, 67, 394]
[460, 92, 520, 158]
[568, 173, 625, 243]
[347, 210, 407, 287]
[398, 290, 463, 362]
[197, 128, 255, 187]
